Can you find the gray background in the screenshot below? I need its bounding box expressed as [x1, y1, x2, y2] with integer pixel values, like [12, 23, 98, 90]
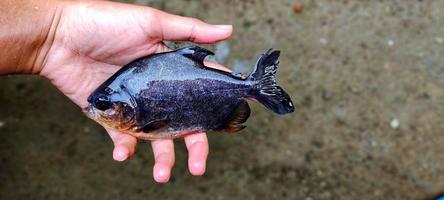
[1, 0, 444, 199]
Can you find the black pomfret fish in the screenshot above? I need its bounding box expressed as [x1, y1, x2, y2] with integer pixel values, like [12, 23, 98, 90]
[84, 46, 294, 140]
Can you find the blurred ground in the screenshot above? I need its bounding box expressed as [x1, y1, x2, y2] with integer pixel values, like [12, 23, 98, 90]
[1, 0, 444, 199]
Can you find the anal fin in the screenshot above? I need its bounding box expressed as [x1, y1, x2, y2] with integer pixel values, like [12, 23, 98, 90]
[216, 100, 251, 133]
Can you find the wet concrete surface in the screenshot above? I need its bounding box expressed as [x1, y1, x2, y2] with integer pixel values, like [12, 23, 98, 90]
[1, 1, 444, 199]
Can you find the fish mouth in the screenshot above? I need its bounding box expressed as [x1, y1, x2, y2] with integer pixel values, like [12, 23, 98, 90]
[82, 104, 114, 129]
[82, 104, 99, 120]
[82, 104, 135, 132]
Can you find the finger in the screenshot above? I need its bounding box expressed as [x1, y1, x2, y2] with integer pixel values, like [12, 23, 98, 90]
[155, 43, 231, 72]
[151, 139, 175, 183]
[184, 132, 209, 176]
[106, 127, 137, 161]
[153, 11, 233, 44]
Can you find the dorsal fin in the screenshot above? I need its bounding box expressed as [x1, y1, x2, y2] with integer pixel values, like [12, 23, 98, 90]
[175, 46, 214, 64]
[215, 100, 251, 133]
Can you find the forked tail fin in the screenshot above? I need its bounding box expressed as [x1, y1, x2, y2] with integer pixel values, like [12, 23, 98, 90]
[248, 49, 294, 115]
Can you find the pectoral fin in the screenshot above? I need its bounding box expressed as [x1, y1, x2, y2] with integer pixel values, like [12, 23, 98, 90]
[134, 119, 169, 133]
[216, 100, 251, 133]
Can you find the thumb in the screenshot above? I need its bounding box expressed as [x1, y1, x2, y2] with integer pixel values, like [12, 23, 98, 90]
[150, 10, 233, 44]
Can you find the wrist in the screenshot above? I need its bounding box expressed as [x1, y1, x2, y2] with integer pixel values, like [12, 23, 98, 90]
[0, 0, 65, 75]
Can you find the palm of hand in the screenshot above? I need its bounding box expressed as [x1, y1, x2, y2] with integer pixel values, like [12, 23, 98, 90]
[42, 2, 165, 107]
[39, 1, 232, 183]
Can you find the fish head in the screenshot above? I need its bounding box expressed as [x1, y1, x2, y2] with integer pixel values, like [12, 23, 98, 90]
[83, 89, 138, 132]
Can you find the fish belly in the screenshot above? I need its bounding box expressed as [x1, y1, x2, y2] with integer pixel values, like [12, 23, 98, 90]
[137, 79, 250, 137]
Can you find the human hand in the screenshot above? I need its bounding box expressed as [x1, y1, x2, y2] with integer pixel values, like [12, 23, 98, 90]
[37, 1, 232, 183]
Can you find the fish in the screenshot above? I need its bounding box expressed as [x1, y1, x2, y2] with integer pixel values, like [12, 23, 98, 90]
[83, 46, 294, 140]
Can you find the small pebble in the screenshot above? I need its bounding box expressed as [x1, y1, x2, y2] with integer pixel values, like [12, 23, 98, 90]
[373, 190, 382, 196]
[320, 38, 328, 45]
[0, 121, 4, 128]
[387, 39, 394, 47]
[286, 149, 293, 155]
[335, 105, 347, 123]
[83, 127, 90, 133]
[390, 118, 400, 129]
[435, 37, 444, 44]
[293, 3, 303, 14]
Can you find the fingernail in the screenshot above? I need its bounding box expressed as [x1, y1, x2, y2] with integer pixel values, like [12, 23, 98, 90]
[114, 149, 128, 161]
[214, 25, 232, 30]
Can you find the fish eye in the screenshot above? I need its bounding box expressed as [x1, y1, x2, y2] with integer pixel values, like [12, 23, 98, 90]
[94, 96, 112, 111]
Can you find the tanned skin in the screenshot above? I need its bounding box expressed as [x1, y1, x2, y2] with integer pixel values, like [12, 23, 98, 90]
[0, 0, 59, 74]
[0, 0, 233, 183]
